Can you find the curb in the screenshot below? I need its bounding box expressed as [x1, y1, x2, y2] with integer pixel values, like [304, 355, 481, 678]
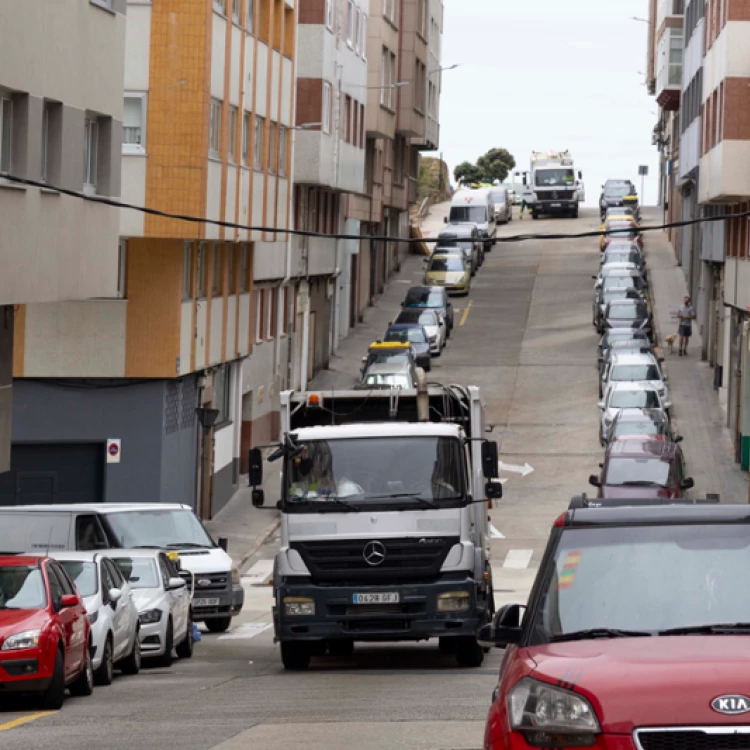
[237, 514, 281, 572]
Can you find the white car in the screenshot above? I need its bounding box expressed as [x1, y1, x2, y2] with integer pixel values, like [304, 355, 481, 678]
[53, 551, 141, 685]
[593, 262, 640, 291]
[601, 352, 670, 404]
[102, 550, 193, 667]
[394, 308, 447, 354]
[598, 382, 671, 445]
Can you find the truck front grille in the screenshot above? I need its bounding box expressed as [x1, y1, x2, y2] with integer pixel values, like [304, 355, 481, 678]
[635, 729, 750, 750]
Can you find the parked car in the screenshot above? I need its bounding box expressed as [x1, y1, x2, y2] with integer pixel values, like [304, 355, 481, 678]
[355, 362, 419, 390]
[103, 550, 192, 667]
[383, 325, 432, 371]
[597, 329, 651, 363]
[600, 246, 646, 274]
[599, 179, 637, 219]
[600, 298, 653, 339]
[589, 439, 693, 498]
[393, 308, 447, 354]
[600, 351, 669, 402]
[598, 382, 671, 445]
[52, 552, 141, 686]
[436, 223, 483, 272]
[402, 286, 454, 334]
[599, 269, 649, 296]
[604, 205, 638, 223]
[600, 219, 643, 252]
[598, 339, 658, 378]
[0, 554, 93, 709]
[361, 341, 422, 378]
[593, 286, 644, 330]
[604, 408, 681, 445]
[593, 262, 642, 291]
[423, 253, 471, 296]
[489, 186, 512, 224]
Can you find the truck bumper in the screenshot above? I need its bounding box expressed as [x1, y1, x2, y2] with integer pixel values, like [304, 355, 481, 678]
[275, 577, 486, 642]
[535, 200, 577, 214]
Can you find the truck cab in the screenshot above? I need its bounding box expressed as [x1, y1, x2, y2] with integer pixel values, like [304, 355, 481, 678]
[528, 150, 583, 219]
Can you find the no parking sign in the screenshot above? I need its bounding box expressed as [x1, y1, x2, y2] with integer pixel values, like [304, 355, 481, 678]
[106, 439, 121, 464]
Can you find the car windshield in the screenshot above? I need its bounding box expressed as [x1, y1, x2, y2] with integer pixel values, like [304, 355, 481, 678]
[603, 277, 643, 292]
[603, 457, 671, 486]
[58, 561, 98, 597]
[285, 436, 464, 511]
[603, 290, 637, 305]
[613, 421, 665, 438]
[429, 257, 464, 272]
[535, 169, 575, 187]
[530, 523, 750, 643]
[0, 566, 46, 610]
[364, 373, 411, 388]
[102, 510, 215, 550]
[604, 185, 633, 198]
[449, 206, 486, 223]
[110, 557, 160, 590]
[386, 328, 427, 345]
[609, 390, 661, 409]
[604, 254, 638, 266]
[404, 290, 443, 308]
[490, 191, 506, 204]
[611, 364, 660, 381]
[397, 310, 437, 327]
[609, 302, 647, 319]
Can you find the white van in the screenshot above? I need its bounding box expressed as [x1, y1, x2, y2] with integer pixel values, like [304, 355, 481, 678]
[0, 503, 244, 633]
[446, 188, 497, 251]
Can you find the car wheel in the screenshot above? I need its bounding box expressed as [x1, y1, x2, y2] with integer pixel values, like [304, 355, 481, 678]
[454, 636, 485, 668]
[176, 617, 194, 659]
[94, 635, 114, 686]
[119, 631, 141, 675]
[69, 648, 94, 697]
[280, 641, 311, 670]
[205, 616, 232, 633]
[41, 649, 66, 710]
[154, 619, 174, 668]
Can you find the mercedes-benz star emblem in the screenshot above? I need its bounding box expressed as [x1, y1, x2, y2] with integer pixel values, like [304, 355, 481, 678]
[551, 191, 559, 199]
[363, 540, 387, 566]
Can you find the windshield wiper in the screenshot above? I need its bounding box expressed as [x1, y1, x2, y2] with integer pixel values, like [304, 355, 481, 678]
[549, 628, 652, 643]
[292, 496, 361, 512]
[365, 493, 439, 509]
[165, 542, 213, 549]
[618, 480, 663, 487]
[659, 623, 750, 636]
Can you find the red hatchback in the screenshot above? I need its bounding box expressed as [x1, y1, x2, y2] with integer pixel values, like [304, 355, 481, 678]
[0, 555, 93, 709]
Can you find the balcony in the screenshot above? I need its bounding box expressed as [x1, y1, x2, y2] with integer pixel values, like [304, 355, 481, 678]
[655, 28, 683, 111]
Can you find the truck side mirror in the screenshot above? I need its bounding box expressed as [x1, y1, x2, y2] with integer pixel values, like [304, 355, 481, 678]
[481, 441, 499, 479]
[485, 481, 502, 501]
[218, 537, 229, 552]
[252, 489, 265, 507]
[249, 448, 263, 487]
[588, 475, 601, 487]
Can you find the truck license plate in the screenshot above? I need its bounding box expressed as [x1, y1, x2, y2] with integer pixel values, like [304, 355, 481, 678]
[550, 203, 561, 208]
[352, 593, 400, 604]
[193, 597, 220, 607]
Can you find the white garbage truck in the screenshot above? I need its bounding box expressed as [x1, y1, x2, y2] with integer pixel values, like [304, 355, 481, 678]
[248, 382, 503, 670]
[524, 150, 584, 219]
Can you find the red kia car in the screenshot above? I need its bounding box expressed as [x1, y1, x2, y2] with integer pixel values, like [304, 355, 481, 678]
[0, 554, 93, 709]
[481, 499, 750, 749]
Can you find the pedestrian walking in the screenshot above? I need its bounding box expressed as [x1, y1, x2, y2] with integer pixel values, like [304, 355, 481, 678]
[519, 196, 531, 219]
[677, 295, 696, 356]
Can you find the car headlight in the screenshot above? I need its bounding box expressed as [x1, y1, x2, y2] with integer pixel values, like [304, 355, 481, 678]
[139, 609, 163, 625]
[508, 677, 600, 747]
[429, 335, 437, 343]
[284, 597, 315, 616]
[88, 610, 99, 625]
[1, 629, 41, 651]
[232, 565, 241, 585]
[437, 592, 470, 612]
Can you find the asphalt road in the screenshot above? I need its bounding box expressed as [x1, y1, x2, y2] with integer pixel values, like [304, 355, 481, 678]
[0, 209, 606, 749]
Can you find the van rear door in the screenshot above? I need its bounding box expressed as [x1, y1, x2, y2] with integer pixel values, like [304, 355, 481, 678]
[0, 512, 73, 554]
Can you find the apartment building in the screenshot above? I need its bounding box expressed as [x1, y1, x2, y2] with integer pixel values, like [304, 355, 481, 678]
[6, 0, 297, 518]
[0, 0, 126, 479]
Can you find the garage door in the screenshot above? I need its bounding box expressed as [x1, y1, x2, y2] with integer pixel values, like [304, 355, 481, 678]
[0, 443, 104, 506]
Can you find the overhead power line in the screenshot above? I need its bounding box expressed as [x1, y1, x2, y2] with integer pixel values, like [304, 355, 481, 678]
[1, 172, 742, 245]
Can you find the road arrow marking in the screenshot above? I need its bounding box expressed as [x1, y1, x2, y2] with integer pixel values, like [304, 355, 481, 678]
[218, 623, 273, 641]
[503, 549, 534, 569]
[490, 524, 505, 539]
[498, 460, 534, 477]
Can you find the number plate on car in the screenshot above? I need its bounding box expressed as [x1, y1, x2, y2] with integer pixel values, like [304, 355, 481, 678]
[550, 203, 562, 207]
[352, 593, 400, 604]
[193, 597, 220, 607]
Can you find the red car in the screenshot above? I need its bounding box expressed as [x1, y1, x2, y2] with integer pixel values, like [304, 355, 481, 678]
[481, 499, 750, 749]
[0, 554, 93, 708]
[602, 220, 643, 251]
[588, 438, 693, 499]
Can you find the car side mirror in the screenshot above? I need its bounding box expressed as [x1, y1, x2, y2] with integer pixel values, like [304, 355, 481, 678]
[477, 604, 523, 648]
[665, 401, 673, 410]
[109, 588, 122, 605]
[592, 275, 597, 280]
[61, 594, 79, 609]
[597, 401, 605, 410]
[481, 441, 499, 479]
[598, 462, 604, 468]
[252, 489, 265, 508]
[167, 577, 187, 591]
[218, 536, 229, 552]
[682, 477, 695, 491]
[589, 475, 601, 487]
[443, 217, 448, 223]
[485, 481, 502, 501]
[674, 435, 683, 443]
[658, 357, 665, 363]
[249, 447, 263, 487]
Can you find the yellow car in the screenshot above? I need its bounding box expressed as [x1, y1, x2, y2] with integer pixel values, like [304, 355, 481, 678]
[423, 252, 471, 295]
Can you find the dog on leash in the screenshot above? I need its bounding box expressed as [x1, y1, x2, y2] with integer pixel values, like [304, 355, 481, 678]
[664, 333, 677, 354]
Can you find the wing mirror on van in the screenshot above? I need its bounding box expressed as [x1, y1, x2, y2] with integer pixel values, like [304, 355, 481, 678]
[443, 217, 448, 224]
[481, 441, 499, 479]
[249, 447, 263, 487]
[218, 537, 229, 552]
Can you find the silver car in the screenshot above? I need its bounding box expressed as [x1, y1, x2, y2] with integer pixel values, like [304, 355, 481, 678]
[598, 382, 671, 445]
[394, 308, 447, 354]
[355, 362, 419, 390]
[593, 262, 641, 291]
[600, 351, 670, 404]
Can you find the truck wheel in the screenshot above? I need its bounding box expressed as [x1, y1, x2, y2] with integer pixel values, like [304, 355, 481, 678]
[281, 642, 311, 670]
[205, 616, 232, 633]
[455, 637, 485, 668]
[438, 637, 458, 654]
[328, 640, 354, 657]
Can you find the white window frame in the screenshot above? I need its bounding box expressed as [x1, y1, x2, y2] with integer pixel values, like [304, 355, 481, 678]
[209, 98, 222, 158]
[117, 239, 128, 299]
[354, 7, 361, 54]
[212, 244, 222, 296]
[322, 82, 332, 133]
[232, 0, 241, 23]
[242, 111, 250, 164]
[213, 0, 226, 15]
[246, 0, 254, 31]
[228, 105, 238, 163]
[254, 116, 264, 169]
[278, 124, 287, 176]
[122, 92, 147, 154]
[84, 116, 99, 192]
[346, 0, 354, 47]
[265, 288, 274, 340]
[197, 243, 207, 298]
[239, 244, 249, 292]
[0, 96, 13, 175]
[325, 0, 335, 30]
[41, 101, 51, 181]
[255, 289, 264, 342]
[360, 14, 368, 60]
[268, 121, 277, 173]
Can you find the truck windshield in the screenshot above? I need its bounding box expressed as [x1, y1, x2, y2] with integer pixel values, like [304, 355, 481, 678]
[535, 169, 575, 187]
[102, 510, 215, 550]
[449, 206, 486, 223]
[285, 437, 464, 510]
[531, 524, 750, 644]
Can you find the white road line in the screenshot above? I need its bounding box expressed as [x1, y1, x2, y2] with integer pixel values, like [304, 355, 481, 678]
[502, 549, 534, 569]
[242, 559, 274, 586]
[218, 623, 273, 641]
[489, 524, 505, 539]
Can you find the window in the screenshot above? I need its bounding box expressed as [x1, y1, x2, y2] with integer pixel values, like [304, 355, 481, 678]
[228, 246, 236, 293]
[270, 287, 278, 338]
[41, 101, 51, 180]
[213, 0, 226, 14]
[212, 244, 223, 295]
[342, 96, 350, 142]
[232, 0, 241, 22]
[183, 242, 193, 300]
[354, 7, 361, 53]
[254, 116, 264, 168]
[197, 243, 207, 298]
[117, 239, 127, 298]
[240, 244, 249, 292]
[268, 121, 277, 173]
[255, 289, 266, 342]
[210, 98, 222, 158]
[246, 0, 254, 31]
[213, 367, 231, 424]
[360, 14, 368, 59]
[75, 516, 107, 551]
[417, 0, 426, 38]
[228, 105, 238, 162]
[278, 124, 287, 175]
[123, 93, 146, 152]
[242, 111, 250, 164]
[346, 0, 354, 46]
[325, 0, 335, 29]
[380, 49, 396, 108]
[384, 0, 397, 24]
[84, 117, 98, 189]
[323, 82, 332, 133]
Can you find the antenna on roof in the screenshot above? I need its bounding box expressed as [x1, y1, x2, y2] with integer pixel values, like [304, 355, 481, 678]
[44, 525, 53, 558]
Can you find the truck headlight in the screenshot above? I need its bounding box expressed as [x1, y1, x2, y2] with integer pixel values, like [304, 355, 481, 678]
[1, 629, 41, 651]
[139, 609, 163, 625]
[232, 565, 241, 585]
[508, 677, 600, 747]
[437, 591, 470, 612]
[284, 597, 315, 616]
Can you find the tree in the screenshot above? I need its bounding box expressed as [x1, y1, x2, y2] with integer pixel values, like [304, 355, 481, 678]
[454, 161, 484, 185]
[476, 148, 516, 184]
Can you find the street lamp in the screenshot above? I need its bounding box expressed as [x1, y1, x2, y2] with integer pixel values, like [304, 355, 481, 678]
[429, 63, 461, 77]
[631, 16, 649, 23]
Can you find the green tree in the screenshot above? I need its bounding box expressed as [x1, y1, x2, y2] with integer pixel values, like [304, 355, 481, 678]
[476, 148, 516, 184]
[454, 161, 484, 185]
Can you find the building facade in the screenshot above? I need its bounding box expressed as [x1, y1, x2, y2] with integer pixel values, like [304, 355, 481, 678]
[0, 0, 127, 474]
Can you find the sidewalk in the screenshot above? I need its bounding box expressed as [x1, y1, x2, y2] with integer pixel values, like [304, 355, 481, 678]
[643, 207, 748, 503]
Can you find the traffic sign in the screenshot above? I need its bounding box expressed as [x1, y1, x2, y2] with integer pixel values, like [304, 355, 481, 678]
[638, 165, 649, 176]
[106, 439, 121, 464]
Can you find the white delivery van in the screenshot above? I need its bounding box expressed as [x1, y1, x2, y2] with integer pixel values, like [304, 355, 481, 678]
[0, 503, 244, 633]
[446, 188, 497, 251]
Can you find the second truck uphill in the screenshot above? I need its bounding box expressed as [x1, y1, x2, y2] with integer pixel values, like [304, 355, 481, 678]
[249, 382, 503, 670]
[518, 149, 584, 219]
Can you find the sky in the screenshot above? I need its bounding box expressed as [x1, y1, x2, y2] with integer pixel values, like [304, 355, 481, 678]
[425, 0, 660, 207]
